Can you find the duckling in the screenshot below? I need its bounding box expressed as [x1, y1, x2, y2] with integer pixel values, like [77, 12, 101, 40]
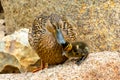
[28, 13, 86, 71]
[55, 27, 89, 65]
[63, 41, 89, 65]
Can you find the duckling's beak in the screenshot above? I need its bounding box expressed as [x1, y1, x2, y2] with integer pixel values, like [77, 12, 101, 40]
[64, 43, 72, 52]
[55, 28, 72, 52]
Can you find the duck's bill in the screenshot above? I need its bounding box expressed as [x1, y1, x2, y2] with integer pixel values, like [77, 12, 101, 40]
[56, 28, 66, 44]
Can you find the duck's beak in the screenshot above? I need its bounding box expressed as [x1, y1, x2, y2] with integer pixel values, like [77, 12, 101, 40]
[55, 28, 72, 52]
[56, 28, 66, 44]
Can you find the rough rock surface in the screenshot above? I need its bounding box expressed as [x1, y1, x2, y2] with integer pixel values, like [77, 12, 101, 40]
[0, 19, 5, 38]
[0, 1, 4, 19]
[1, 0, 120, 52]
[0, 28, 40, 72]
[0, 51, 119, 80]
[0, 52, 23, 73]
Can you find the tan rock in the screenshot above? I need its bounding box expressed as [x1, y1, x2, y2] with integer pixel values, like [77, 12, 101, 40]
[0, 19, 4, 24]
[0, 13, 4, 19]
[0, 28, 40, 72]
[0, 52, 24, 73]
[0, 19, 5, 38]
[1, 0, 120, 52]
[0, 31, 4, 38]
[0, 1, 4, 19]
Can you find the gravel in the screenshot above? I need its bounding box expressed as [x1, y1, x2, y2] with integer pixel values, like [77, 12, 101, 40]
[0, 51, 120, 80]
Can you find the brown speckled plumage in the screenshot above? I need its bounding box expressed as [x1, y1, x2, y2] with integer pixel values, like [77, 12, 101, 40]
[28, 13, 79, 65]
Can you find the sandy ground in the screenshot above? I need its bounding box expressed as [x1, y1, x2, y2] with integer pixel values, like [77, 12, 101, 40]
[0, 51, 119, 80]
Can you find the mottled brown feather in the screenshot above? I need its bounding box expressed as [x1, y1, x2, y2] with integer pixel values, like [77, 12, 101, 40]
[28, 14, 78, 65]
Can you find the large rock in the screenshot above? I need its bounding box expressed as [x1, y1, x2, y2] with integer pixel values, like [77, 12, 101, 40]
[0, 1, 3, 13]
[0, 28, 40, 73]
[0, 52, 23, 73]
[0, 1, 4, 19]
[1, 0, 120, 53]
[0, 51, 119, 80]
[0, 19, 5, 38]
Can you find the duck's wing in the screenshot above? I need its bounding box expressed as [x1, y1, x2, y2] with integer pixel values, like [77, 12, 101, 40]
[28, 14, 48, 50]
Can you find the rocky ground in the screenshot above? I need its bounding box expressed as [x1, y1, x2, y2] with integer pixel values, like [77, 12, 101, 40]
[0, 18, 120, 80]
[0, 0, 120, 79]
[0, 51, 120, 80]
[0, 20, 120, 79]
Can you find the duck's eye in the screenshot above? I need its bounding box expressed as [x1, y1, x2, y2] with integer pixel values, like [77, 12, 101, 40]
[75, 52, 79, 55]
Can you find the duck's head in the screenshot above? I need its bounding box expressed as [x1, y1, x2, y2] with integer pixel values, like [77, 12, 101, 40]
[46, 13, 89, 58]
[46, 14, 63, 37]
[55, 27, 89, 58]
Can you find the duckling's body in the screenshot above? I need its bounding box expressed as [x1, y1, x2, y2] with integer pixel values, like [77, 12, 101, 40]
[62, 42, 89, 65]
[28, 14, 78, 65]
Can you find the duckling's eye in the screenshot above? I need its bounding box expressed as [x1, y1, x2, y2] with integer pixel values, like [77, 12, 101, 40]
[73, 49, 77, 53]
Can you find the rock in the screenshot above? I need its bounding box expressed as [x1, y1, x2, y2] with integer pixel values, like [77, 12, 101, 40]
[0, 19, 5, 38]
[0, 52, 23, 73]
[0, 28, 40, 73]
[30, 51, 120, 80]
[0, 1, 4, 19]
[0, 30, 4, 38]
[0, 1, 3, 13]
[0, 51, 119, 80]
[1, 0, 120, 52]
[0, 13, 4, 19]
